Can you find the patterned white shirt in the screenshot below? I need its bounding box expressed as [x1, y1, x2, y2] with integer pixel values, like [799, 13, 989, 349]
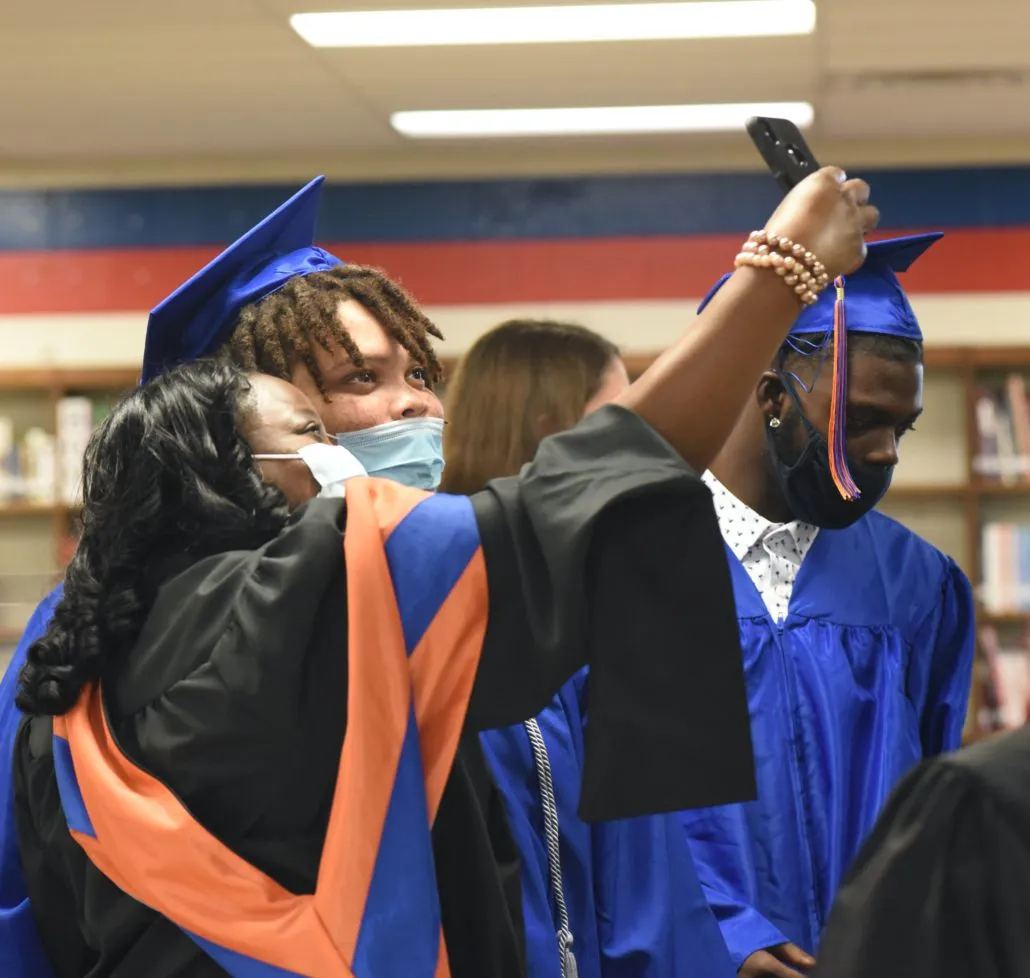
[702, 470, 819, 622]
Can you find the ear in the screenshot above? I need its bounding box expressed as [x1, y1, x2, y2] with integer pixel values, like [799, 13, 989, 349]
[756, 371, 787, 422]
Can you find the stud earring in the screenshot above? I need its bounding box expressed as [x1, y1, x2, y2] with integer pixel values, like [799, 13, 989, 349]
[768, 417, 782, 429]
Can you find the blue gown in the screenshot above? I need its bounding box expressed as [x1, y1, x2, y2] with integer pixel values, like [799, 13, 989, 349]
[0, 585, 62, 978]
[679, 511, 975, 969]
[482, 668, 736, 978]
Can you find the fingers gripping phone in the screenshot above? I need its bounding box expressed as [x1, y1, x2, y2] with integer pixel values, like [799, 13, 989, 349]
[746, 117, 821, 194]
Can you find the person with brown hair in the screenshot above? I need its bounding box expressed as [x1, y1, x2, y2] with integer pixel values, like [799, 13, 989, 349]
[442, 318, 737, 978]
[441, 319, 624, 495]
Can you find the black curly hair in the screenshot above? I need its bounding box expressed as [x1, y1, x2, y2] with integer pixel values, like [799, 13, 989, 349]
[16, 360, 290, 717]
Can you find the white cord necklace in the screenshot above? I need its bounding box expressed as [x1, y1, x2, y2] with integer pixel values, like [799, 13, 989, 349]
[523, 717, 578, 978]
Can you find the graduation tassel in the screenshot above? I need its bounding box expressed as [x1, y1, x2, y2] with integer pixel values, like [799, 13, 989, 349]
[828, 276, 861, 502]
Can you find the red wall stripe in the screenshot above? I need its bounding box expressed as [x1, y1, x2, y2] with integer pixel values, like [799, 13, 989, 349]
[0, 228, 1028, 316]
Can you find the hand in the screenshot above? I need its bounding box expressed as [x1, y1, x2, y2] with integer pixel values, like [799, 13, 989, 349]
[739, 942, 816, 977]
[764, 167, 879, 281]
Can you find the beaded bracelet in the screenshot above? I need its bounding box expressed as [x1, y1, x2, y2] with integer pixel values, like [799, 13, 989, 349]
[734, 230, 831, 306]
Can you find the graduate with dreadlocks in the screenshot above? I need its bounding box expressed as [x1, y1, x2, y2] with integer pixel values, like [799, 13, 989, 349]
[678, 235, 976, 978]
[0, 180, 454, 976]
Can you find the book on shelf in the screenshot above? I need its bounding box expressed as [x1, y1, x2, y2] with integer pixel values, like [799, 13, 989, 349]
[0, 395, 114, 508]
[977, 623, 1030, 732]
[0, 416, 56, 505]
[974, 375, 1030, 483]
[981, 522, 1030, 613]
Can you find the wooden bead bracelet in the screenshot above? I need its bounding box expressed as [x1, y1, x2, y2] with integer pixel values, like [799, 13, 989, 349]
[734, 230, 831, 306]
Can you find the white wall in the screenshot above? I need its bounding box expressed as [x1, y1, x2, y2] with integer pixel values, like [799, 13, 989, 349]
[0, 293, 1027, 367]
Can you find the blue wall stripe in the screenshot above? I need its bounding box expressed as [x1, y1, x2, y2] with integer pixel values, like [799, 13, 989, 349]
[52, 736, 95, 839]
[384, 494, 481, 656]
[2, 167, 1030, 252]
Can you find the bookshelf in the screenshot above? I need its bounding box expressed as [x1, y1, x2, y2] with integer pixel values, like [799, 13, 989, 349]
[0, 368, 138, 661]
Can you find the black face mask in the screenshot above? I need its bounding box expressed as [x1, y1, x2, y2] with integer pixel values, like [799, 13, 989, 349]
[766, 384, 893, 530]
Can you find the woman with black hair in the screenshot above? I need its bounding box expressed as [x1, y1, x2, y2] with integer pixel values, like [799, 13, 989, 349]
[14, 167, 877, 978]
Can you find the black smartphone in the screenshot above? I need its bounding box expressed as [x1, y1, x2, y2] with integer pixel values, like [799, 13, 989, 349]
[746, 117, 820, 194]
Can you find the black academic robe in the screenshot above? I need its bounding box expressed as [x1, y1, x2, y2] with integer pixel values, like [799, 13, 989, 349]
[813, 725, 1030, 978]
[14, 405, 755, 978]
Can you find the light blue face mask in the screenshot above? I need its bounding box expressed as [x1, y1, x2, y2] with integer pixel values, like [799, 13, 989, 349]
[334, 417, 445, 491]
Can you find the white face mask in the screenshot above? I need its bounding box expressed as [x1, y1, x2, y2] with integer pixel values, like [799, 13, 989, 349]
[253, 442, 366, 499]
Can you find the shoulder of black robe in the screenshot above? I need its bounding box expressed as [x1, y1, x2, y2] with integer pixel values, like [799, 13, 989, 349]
[470, 404, 755, 822]
[814, 726, 1030, 978]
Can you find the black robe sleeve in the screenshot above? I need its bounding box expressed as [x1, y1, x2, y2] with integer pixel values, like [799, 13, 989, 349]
[814, 728, 1030, 978]
[110, 405, 751, 837]
[469, 404, 755, 821]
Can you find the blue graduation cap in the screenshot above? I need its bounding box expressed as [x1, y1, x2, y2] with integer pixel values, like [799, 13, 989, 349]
[140, 176, 343, 382]
[697, 232, 942, 342]
[697, 232, 943, 501]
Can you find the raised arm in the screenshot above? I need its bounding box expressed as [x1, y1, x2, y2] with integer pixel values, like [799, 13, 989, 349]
[619, 167, 877, 473]
[465, 168, 877, 823]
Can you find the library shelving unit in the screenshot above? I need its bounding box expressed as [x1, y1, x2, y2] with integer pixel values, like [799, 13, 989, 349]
[0, 367, 138, 651]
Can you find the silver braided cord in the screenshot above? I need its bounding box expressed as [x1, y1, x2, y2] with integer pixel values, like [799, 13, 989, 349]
[523, 717, 577, 978]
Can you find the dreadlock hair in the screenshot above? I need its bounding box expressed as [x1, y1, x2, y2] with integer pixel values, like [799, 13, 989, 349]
[16, 360, 290, 717]
[224, 264, 444, 396]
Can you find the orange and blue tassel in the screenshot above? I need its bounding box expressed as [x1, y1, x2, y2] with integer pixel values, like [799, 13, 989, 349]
[828, 276, 860, 502]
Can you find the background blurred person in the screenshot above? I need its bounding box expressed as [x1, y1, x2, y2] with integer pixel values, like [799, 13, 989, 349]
[443, 318, 737, 978]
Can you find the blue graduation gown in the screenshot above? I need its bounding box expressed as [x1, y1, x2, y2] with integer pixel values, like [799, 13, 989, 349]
[482, 668, 736, 978]
[679, 512, 975, 969]
[0, 586, 62, 978]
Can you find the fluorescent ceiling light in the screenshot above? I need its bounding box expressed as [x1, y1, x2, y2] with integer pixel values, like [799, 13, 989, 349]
[391, 102, 814, 138]
[290, 1, 816, 48]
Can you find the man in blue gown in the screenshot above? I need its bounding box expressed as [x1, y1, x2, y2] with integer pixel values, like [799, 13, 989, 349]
[1, 177, 741, 977]
[680, 233, 976, 978]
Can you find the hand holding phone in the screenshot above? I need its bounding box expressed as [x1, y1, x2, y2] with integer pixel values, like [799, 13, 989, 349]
[746, 117, 821, 194]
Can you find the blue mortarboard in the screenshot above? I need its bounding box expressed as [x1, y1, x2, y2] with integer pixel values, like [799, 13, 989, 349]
[697, 232, 942, 342]
[697, 232, 943, 501]
[141, 176, 343, 382]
